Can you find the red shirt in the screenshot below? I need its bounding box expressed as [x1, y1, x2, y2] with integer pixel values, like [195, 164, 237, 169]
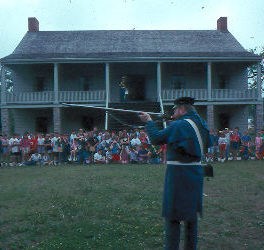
[230, 133, 240, 142]
[30, 137, 38, 151]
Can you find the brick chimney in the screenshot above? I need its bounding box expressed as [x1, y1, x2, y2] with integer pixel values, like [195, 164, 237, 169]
[217, 17, 228, 32]
[28, 17, 39, 32]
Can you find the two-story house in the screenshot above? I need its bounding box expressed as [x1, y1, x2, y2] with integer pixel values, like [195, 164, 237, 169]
[0, 17, 262, 135]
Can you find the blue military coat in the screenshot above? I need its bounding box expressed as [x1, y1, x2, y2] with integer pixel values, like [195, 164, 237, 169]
[145, 110, 211, 221]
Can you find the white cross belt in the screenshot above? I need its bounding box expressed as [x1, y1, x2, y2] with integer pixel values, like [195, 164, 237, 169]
[166, 161, 201, 166]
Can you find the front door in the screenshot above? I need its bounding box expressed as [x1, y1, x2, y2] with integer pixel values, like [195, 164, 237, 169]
[82, 116, 94, 131]
[219, 113, 229, 130]
[126, 75, 145, 101]
[36, 117, 48, 133]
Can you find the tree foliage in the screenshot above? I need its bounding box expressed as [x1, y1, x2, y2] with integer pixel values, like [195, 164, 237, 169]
[247, 47, 264, 93]
[0, 66, 13, 92]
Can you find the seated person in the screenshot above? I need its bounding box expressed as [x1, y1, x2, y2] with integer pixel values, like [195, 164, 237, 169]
[137, 145, 149, 163]
[20, 152, 42, 166]
[93, 149, 106, 164]
[41, 152, 53, 166]
[148, 145, 160, 164]
[129, 146, 138, 164]
[105, 147, 112, 164]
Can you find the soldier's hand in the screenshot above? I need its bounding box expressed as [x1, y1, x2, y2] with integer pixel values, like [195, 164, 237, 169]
[138, 112, 152, 122]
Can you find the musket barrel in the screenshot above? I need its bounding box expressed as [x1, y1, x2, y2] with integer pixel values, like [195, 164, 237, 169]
[61, 103, 163, 116]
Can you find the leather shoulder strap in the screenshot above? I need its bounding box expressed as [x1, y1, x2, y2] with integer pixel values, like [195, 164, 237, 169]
[184, 118, 204, 155]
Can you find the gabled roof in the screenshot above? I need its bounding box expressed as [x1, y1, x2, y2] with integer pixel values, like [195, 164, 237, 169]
[1, 30, 260, 63]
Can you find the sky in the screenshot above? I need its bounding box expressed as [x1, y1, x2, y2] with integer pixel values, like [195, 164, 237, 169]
[0, 0, 263, 59]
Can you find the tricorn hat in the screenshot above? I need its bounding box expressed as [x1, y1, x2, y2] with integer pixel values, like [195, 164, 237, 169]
[173, 97, 195, 109]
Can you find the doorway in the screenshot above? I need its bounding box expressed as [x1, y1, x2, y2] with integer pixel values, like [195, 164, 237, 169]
[82, 116, 94, 131]
[35, 77, 45, 91]
[218, 113, 230, 130]
[36, 117, 48, 133]
[120, 75, 145, 101]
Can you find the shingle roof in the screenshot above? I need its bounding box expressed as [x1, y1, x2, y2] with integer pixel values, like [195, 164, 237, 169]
[1, 30, 260, 62]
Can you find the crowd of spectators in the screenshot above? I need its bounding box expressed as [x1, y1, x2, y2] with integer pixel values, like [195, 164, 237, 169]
[0, 128, 166, 167]
[0, 126, 263, 167]
[207, 127, 264, 162]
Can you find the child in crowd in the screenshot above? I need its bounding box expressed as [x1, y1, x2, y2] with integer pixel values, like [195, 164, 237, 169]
[37, 134, 45, 155]
[41, 152, 52, 165]
[255, 132, 263, 159]
[1, 135, 10, 166]
[20, 132, 31, 162]
[218, 132, 228, 162]
[120, 144, 129, 164]
[128, 146, 138, 164]
[94, 149, 106, 163]
[230, 129, 240, 160]
[207, 130, 219, 162]
[9, 134, 21, 166]
[137, 145, 149, 163]
[69, 138, 78, 162]
[105, 147, 112, 164]
[110, 140, 121, 163]
[148, 145, 160, 164]
[240, 131, 252, 160]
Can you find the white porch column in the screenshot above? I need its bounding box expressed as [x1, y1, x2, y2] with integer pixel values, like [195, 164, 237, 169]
[257, 62, 262, 101]
[207, 105, 214, 130]
[207, 62, 212, 100]
[54, 63, 59, 104]
[1, 65, 9, 135]
[255, 104, 263, 132]
[1, 64, 6, 105]
[53, 63, 61, 133]
[157, 62, 162, 101]
[105, 63, 110, 130]
[256, 62, 263, 130]
[53, 107, 61, 133]
[157, 62, 166, 128]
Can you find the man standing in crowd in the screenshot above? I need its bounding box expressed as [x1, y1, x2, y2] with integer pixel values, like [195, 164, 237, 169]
[139, 97, 211, 250]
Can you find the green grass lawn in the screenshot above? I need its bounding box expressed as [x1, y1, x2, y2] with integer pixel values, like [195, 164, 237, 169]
[0, 161, 263, 250]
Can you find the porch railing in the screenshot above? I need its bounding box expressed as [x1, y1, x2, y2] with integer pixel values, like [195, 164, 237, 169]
[5, 90, 106, 104]
[162, 89, 208, 101]
[162, 89, 258, 101]
[6, 91, 54, 104]
[211, 89, 258, 100]
[4, 89, 258, 105]
[59, 90, 106, 103]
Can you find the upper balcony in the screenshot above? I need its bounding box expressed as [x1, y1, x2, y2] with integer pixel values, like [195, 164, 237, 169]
[3, 88, 258, 105]
[162, 89, 258, 102]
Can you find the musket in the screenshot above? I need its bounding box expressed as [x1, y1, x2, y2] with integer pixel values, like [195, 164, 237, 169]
[61, 103, 163, 116]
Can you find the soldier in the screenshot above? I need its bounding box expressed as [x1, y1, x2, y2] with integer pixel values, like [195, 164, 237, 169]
[139, 97, 211, 250]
